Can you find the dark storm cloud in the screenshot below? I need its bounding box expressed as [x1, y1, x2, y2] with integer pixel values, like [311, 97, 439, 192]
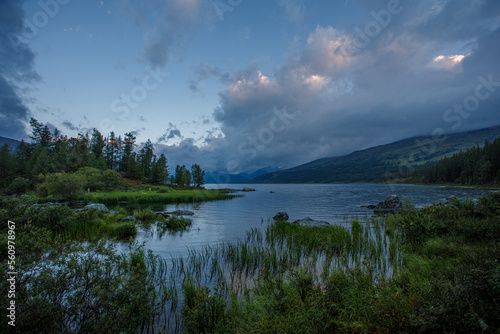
[207, 0, 500, 173]
[61, 120, 79, 132]
[0, 0, 40, 140]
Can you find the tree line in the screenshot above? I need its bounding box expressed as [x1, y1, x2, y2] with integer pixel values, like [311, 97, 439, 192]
[0, 118, 205, 193]
[423, 137, 500, 185]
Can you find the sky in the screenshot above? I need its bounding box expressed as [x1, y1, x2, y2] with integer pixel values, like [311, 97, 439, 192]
[1, 0, 500, 175]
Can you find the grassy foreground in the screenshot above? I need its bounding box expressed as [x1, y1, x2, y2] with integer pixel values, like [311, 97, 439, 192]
[174, 194, 500, 333]
[1, 192, 499, 333]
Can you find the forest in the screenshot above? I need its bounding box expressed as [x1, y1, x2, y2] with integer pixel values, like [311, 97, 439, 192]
[423, 137, 500, 185]
[0, 118, 205, 196]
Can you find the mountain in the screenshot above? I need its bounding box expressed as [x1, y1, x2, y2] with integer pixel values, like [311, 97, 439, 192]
[250, 125, 500, 184]
[205, 167, 281, 184]
[0, 136, 21, 149]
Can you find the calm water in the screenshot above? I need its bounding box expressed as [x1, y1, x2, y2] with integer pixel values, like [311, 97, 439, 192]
[129, 184, 492, 260]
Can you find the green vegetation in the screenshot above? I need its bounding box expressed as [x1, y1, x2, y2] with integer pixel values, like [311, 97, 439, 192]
[424, 137, 500, 186]
[250, 125, 500, 184]
[0, 118, 208, 197]
[171, 193, 499, 333]
[83, 188, 235, 205]
[1, 191, 499, 332]
[158, 215, 192, 231]
[0, 231, 171, 333]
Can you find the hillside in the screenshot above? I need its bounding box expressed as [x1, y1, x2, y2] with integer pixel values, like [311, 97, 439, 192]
[0, 136, 21, 148]
[250, 125, 500, 184]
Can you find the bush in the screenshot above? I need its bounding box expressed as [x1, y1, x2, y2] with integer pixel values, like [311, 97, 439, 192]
[38, 172, 85, 200]
[101, 169, 124, 191]
[76, 167, 105, 191]
[9, 177, 32, 194]
[0, 241, 170, 333]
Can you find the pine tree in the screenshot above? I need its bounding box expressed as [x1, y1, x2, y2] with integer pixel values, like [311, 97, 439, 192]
[0, 144, 13, 183]
[151, 154, 168, 185]
[138, 139, 154, 181]
[105, 132, 118, 170]
[90, 129, 105, 159]
[120, 132, 136, 173]
[191, 164, 205, 187]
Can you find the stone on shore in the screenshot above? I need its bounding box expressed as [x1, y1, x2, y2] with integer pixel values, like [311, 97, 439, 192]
[120, 216, 137, 223]
[167, 210, 195, 216]
[293, 217, 330, 228]
[76, 203, 110, 213]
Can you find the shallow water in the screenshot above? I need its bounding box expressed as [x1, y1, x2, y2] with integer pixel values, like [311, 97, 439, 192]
[123, 183, 492, 259]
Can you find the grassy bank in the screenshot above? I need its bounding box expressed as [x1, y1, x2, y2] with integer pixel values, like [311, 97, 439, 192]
[82, 188, 237, 205]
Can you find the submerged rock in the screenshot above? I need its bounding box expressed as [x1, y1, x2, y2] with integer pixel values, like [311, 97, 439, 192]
[273, 211, 289, 221]
[293, 217, 330, 228]
[120, 216, 137, 223]
[372, 195, 402, 214]
[167, 210, 195, 216]
[76, 203, 110, 213]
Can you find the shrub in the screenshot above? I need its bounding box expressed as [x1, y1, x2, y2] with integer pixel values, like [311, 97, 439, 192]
[9, 177, 32, 194]
[38, 172, 85, 200]
[101, 169, 124, 191]
[76, 167, 104, 191]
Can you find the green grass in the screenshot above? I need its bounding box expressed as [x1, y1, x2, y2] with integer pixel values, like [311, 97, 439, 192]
[157, 215, 192, 232]
[158, 193, 500, 333]
[82, 188, 238, 205]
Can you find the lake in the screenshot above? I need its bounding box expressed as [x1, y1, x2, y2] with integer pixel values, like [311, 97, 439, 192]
[130, 184, 492, 260]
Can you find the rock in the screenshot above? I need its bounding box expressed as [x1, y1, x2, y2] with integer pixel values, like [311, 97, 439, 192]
[293, 217, 330, 228]
[373, 195, 402, 214]
[155, 212, 171, 217]
[167, 210, 195, 216]
[273, 211, 289, 221]
[76, 203, 110, 213]
[270, 190, 276, 193]
[242, 187, 256, 192]
[121, 216, 137, 223]
[361, 205, 377, 209]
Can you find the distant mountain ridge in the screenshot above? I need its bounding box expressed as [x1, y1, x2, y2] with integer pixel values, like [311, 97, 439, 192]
[250, 125, 500, 184]
[205, 167, 281, 184]
[0, 136, 21, 148]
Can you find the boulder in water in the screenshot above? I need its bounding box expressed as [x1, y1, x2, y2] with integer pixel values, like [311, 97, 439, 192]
[273, 211, 289, 221]
[293, 217, 330, 228]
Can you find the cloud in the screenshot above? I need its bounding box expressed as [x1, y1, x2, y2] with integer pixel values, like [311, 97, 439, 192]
[0, 0, 40, 140]
[140, 0, 218, 68]
[279, 0, 305, 24]
[157, 123, 183, 144]
[192, 0, 500, 174]
[61, 120, 79, 132]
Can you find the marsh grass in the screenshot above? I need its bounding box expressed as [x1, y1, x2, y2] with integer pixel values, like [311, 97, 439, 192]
[157, 215, 193, 233]
[154, 193, 500, 333]
[83, 189, 237, 205]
